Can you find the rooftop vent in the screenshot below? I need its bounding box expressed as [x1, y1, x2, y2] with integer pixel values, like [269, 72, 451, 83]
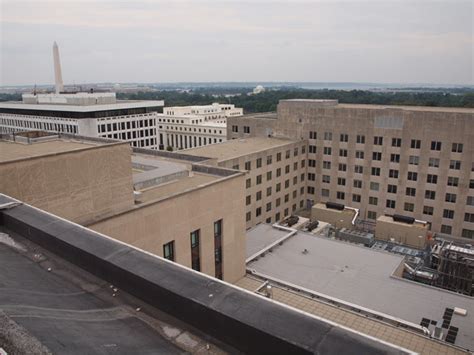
[326, 202, 345, 211]
[393, 214, 415, 225]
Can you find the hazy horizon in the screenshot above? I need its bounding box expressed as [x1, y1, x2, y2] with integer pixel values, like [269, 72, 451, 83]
[1, 0, 472, 86]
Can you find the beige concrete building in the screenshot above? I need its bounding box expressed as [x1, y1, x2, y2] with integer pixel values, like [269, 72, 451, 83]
[228, 99, 474, 241]
[183, 137, 307, 229]
[0, 132, 246, 282]
[375, 215, 430, 248]
[311, 203, 357, 230]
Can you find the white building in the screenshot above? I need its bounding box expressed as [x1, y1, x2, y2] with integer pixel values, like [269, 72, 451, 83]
[0, 92, 164, 149]
[158, 103, 243, 150]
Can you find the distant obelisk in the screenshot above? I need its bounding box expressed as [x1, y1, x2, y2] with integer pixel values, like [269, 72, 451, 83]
[53, 41, 64, 94]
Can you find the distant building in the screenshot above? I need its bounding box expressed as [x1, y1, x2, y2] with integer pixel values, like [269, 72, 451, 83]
[252, 85, 265, 94]
[157, 103, 242, 150]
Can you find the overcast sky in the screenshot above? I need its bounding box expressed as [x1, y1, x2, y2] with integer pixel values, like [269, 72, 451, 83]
[1, 0, 472, 86]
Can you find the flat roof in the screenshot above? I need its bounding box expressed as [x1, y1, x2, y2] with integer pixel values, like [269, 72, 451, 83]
[183, 137, 297, 162]
[0, 100, 164, 112]
[0, 227, 222, 354]
[0, 137, 107, 163]
[247, 224, 474, 350]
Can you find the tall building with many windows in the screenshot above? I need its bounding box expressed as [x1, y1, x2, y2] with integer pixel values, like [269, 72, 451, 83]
[227, 99, 474, 240]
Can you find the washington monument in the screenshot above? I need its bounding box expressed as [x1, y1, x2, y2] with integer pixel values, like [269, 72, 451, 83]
[53, 41, 64, 94]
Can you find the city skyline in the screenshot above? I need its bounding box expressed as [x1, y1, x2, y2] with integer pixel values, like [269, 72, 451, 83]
[1, 0, 472, 86]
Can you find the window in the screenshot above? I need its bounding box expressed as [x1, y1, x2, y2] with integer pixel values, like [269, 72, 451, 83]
[371, 167, 380, 176]
[309, 159, 316, 167]
[214, 220, 223, 279]
[276, 168, 281, 177]
[246, 211, 251, 222]
[266, 202, 272, 212]
[308, 173, 316, 181]
[369, 196, 378, 205]
[353, 180, 362, 188]
[276, 183, 281, 192]
[411, 139, 421, 149]
[246, 178, 251, 189]
[441, 225, 452, 234]
[256, 158, 262, 168]
[277, 152, 282, 161]
[408, 156, 419, 165]
[374, 136, 383, 145]
[390, 154, 400, 163]
[354, 165, 363, 174]
[309, 145, 317, 154]
[353, 194, 361, 203]
[284, 194, 289, 202]
[321, 188, 329, 197]
[340, 133, 348, 142]
[286, 150, 290, 159]
[428, 158, 440, 168]
[323, 147, 332, 155]
[392, 138, 401, 147]
[367, 211, 377, 220]
[387, 185, 397, 194]
[285, 179, 290, 188]
[423, 206, 434, 215]
[323, 161, 331, 169]
[386, 200, 396, 209]
[447, 176, 459, 187]
[452, 143, 463, 153]
[324, 132, 332, 140]
[462, 229, 474, 239]
[427, 174, 438, 184]
[256, 207, 262, 217]
[267, 171, 272, 181]
[336, 191, 345, 200]
[309, 131, 317, 139]
[339, 149, 348, 157]
[163, 241, 175, 261]
[445, 193, 457, 203]
[246, 195, 251, 205]
[406, 187, 416, 197]
[322, 175, 330, 183]
[232, 125, 238, 133]
[449, 160, 461, 170]
[243, 126, 250, 134]
[356, 135, 365, 144]
[307, 186, 315, 194]
[285, 165, 290, 174]
[431, 141, 442, 151]
[267, 155, 272, 165]
[337, 177, 346, 186]
[372, 152, 382, 161]
[389, 169, 399, 178]
[370, 182, 379, 191]
[276, 198, 281, 207]
[355, 150, 364, 159]
[245, 161, 251, 170]
[467, 196, 474, 206]
[407, 172, 418, 181]
[256, 191, 262, 201]
[190, 230, 200, 271]
[338, 163, 347, 172]
[404, 203, 414, 212]
[294, 147, 299, 156]
[464, 213, 474, 223]
[425, 190, 436, 199]
[256, 175, 262, 185]
[443, 209, 454, 219]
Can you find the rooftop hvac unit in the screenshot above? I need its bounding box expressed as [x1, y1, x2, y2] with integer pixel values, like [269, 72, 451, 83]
[393, 214, 415, 224]
[307, 220, 319, 232]
[326, 202, 345, 211]
[286, 215, 299, 227]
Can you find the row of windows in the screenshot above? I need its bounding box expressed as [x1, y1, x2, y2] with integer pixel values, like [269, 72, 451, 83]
[246, 200, 305, 223]
[243, 148, 306, 171]
[163, 125, 224, 135]
[232, 125, 250, 134]
[309, 131, 464, 152]
[165, 134, 223, 150]
[247, 185, 306, 206]
[98, 118, 155, 133]
[0, 117, 78, 134]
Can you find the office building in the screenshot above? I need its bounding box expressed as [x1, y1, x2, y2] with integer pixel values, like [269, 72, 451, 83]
[157, 103, 242, 150]
[228, 99, 474, 240]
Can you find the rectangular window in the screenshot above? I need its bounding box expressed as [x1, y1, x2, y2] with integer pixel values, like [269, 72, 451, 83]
[336, 191, 345, 200]
[309, 145, 317, 154]
[190, 230, 200, 271]
[464, 213, 474, 223]
[246, 178, 251, 189]
[340, 133, 348, 142]
[445, 193, 457, 203]
[369, 196, 378, 205]
[427, 174, 438, 184]
[267, 186, 272, 196]
[390, 154, 400, 163]
[339, 149, 348, 157]
[387, 185, 397, 194]
[423, 206, 434, 215]
[323, 161, 331, 169]
[431, 141, 442, 151]
[447, 176, 459, 187]
[406, 187, 416, 196]
[389, 169, 399, 178]
[256, 207, 262, 217]
[323, 147, 332, 155]
[443, 209, 454, 219]
[404, 203, 414, 212]
[256, 191, 262, 201]
[309, 159, 316, 167]
[372, 152, 382, 161]
[232, 125, 238, 133]
[353, 194, 361, 203]
[371, 167, 380, 176]
[354, 165, 363, 174]
[266, 202, 272, 212]
[462, 229, 474, 239]
[356, 135, 365, 144]
[425, 190, 436, 200]
[267, 171, 272, 181]
[411, 139, 421, 149]
[374, 136, 383, 145]
[408, 156, 419, 165]
[467, 196, 474, 206]
[256, 175, 262, 185]
[245, 161, 251, 170]
[324, 132, 332, 140]
[370, 182, 379, 191]
[321, 188, 329, 196]
[246, 195, 251, 205]
[368, 211, 377, 220]
[286, 150, 290, 159]
[407, 171, 418, 181]
[452, 143, 463, 153]
[337, 177, 346, 186]
[277, 152, 282, 161]
[428, 158, 440, 168]
[338, 163, 347, 172]
[285, 165, 290, 174]
[214, 220, 223, 279]
[355, 150, 364, 159]
[309, 131, 317, 139]
[243, 126, 250, 134]
[449, 160, 461, 170]
[392, 138, 402, 147]
[386, 200, 396, 209]
[441, 225, 452, 234]
[353, 180, 362, 188]
[163, 241, 175, 261]
[256, 158, 262, 168]
[267, 155, 273, 165]
[246, 211, 251, 222]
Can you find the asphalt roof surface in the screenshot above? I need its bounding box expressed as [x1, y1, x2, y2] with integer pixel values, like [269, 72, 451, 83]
[247, 224, 474, 351]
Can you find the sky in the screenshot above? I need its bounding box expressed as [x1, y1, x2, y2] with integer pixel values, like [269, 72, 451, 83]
[0, 0, 472, 86]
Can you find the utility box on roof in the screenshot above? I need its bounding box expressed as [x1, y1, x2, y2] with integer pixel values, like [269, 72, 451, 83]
[375, 215, 429, 248]
[311, 203, 355, 229]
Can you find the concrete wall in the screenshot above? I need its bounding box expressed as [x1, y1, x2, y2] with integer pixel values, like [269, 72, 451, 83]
[89, 174, 246, 283]
[0, 143, 134, 225]
[375, 217, 429, 249]
[311, 203, 355, 230]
